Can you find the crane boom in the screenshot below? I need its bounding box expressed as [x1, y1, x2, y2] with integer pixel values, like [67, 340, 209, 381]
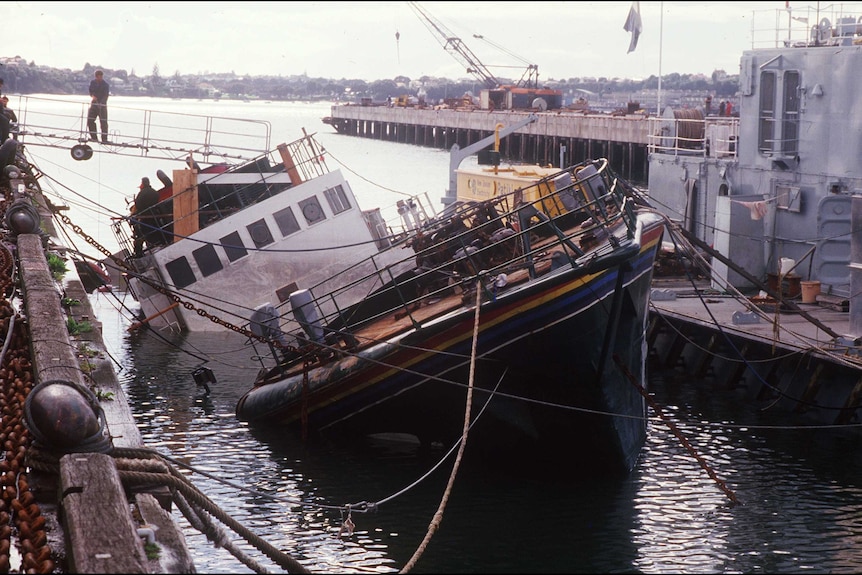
[407, 1, 500, 88]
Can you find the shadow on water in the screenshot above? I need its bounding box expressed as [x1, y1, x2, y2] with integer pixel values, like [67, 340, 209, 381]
[246, 424, 644, 574]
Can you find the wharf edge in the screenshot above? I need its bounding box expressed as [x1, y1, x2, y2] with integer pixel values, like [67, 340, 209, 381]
[13, 168, 195, 572]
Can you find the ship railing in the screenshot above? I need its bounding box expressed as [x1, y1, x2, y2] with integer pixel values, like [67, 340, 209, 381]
[10, 94, 272, 163]
[749, 4, 862, 49]
[647, 115, 739, 159]
[264, 158, 638, 362]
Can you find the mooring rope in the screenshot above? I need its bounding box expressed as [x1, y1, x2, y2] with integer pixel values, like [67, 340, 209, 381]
[399, 285, 482, 573]
[117, 468, 309, 573]
[171, 488, 271, 574]
[613, 353, 740, 505]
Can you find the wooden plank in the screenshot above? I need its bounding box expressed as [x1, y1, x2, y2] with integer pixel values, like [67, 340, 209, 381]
[135, 493, 195, 574]
[172, 168, 199, 242]
[18, 235, 84, 386]
[59, 453, 148, 574]
[278, 142, 304, 185]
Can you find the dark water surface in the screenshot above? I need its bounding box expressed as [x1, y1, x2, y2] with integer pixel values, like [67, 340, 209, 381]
[89, 293, 862, 574]
[36, 96, 862, 573]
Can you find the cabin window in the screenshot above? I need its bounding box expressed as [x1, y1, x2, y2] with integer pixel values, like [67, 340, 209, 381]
[775, 182, 802, 213]
[274, 206, 301, 237]
[165, 256, 196, 289]
[193, 244, 223, 277]
[782, 71, 800, 156]
[299, 196, 326, 224]
[758, 71, 776, 154]
[220, 231, 248, 262]
[324, 185, 351, 215]
[247, 219, 275, 248]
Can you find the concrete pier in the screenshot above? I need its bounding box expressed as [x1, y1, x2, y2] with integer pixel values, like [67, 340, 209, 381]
[324, 104, 651, 184]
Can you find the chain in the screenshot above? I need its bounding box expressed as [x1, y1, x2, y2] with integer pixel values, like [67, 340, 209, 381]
[54, 209, 125, 267]
[51, 207, 301, 354]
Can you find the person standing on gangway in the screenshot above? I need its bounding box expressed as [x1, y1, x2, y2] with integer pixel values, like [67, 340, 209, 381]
[87, 70, 110, 144]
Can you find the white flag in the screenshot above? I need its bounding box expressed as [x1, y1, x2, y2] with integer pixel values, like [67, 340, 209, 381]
[624, 1, 643, 53]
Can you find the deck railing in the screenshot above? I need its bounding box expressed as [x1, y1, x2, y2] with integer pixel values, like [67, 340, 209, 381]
[750, 4, 862, 50]
[647, 115, 739, 159]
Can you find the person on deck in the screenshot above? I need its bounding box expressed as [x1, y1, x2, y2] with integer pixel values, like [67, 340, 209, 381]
[132, 177, 167, 255]
[0, 85, 10, 142]
[1, 97, 18, 140]
[1, 97, 17, 123]
[87, 70, 110, 144]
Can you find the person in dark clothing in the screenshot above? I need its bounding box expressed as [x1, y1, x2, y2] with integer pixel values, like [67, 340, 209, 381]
[0, 139, 17, 171]
[132, 177, 167, 255]
[1, 97, 18, 140]
[0, 111, 8, 143]
[2, 97, 17, 123]
[0, 87, 9, 143]
[87, 70, 110, 143]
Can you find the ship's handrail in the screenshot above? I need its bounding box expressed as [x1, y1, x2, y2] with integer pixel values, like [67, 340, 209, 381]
[10, 94, 272, 163]
[265, 158, 640, 365]
[750, 3, 862, 49]
[647, 116, 739, 159]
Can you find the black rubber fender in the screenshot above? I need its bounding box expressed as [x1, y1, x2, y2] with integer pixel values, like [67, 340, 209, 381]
[71, 144, 93, 161]
[156, 169, 172, 188]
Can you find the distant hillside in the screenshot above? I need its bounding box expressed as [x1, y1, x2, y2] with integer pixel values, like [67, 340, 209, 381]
[0, 56, 740, 109]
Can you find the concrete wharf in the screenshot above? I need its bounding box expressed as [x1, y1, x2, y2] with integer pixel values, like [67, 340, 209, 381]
[323, 104, 652, 184]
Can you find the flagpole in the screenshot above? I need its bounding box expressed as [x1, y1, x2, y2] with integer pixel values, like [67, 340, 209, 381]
[657, 1, 663, 116]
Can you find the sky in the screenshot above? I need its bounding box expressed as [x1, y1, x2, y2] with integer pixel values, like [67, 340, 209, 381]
[5, 2, 819, 82]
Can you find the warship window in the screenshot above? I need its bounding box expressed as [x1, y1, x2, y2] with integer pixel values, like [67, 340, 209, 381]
[193, 244, 223, 277]
[775, 183, 802, 213]
[165, 256, 196, 289]
[299, 196, 326, 224]
[274, 206, 301, 237]
[247, 219, 275, 248]
[220, 231, 248, 262]
[758, 71, 776, 154]
[781, 71, 800, 156]
[324, 185, 351, 214]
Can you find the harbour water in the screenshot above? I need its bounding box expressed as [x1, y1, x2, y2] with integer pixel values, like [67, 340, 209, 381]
[22, 97, 862, 573]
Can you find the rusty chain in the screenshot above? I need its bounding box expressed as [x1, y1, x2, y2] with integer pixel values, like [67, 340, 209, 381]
[50, 208, 302, 355]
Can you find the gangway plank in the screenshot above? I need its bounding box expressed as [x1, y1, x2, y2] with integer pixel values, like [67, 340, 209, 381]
[9, 94, 272, 165]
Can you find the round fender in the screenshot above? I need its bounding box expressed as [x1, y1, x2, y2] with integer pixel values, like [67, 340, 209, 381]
[156, 169, 173, 188]
[71, 144, 93, 161]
